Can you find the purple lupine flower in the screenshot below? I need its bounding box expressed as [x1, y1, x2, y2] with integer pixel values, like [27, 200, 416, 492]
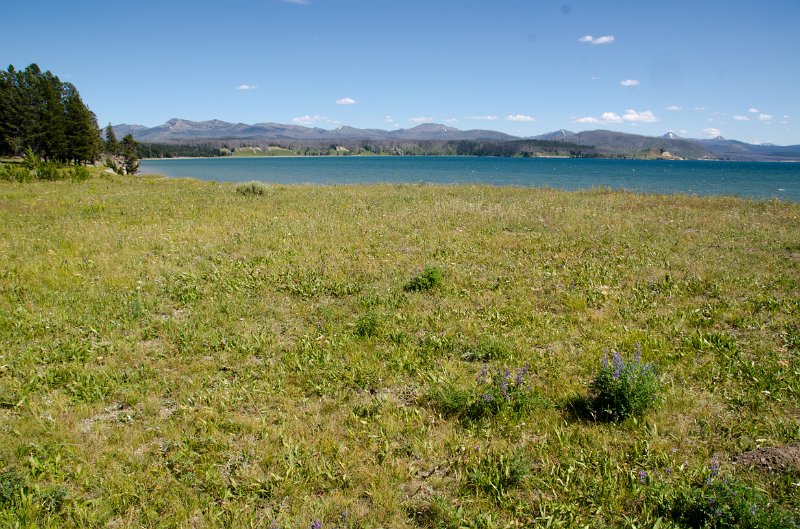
[602, 349, 609, 369]
[634, 342, 642, 363]
[638, 470, 648, 483]
[311, 520, 322, 529]
[709, 460, 719, 477]
[477, 363, 488, 384]
[482, 391, 493, 402]
[612, 351, 623, 379]
[500, 378, 510, 401]
[515, 367, 525, 386]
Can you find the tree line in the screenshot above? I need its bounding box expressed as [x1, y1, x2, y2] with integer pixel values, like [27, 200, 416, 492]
[0, 63, 139, 171]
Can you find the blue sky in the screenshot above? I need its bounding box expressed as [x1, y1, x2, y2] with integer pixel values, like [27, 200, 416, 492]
[2, 0, 799, 144]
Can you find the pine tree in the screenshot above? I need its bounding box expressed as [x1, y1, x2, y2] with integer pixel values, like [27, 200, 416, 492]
[64, 87, 101, 164]
[120, 134, 139, 174]
[105, 123, 118, 155]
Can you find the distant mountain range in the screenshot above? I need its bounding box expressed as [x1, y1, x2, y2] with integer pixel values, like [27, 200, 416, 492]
[114, 118, 800, 162]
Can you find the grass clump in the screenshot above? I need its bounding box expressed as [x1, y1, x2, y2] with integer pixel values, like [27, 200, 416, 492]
[589, 346, 660, 421]
[659, 477, 799, 528]
[404, 265, 443, 292]
[460, 338, 509, 362]
[459, 448, 531, 504]
[431, 364, 544, 421]
[235, 181, 268, 196]
[353, 311, 380, 338]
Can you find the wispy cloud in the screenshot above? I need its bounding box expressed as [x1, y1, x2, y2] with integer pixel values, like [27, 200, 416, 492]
[236, 84, 258, 91]
[573, 109, 658, 125]
[733, 115, 749, 121]
[336, 97, 356, 105]
[292, 114, 338, 125]
[666, 105, 682, 111]
[703, 127, 722, 137]
[409, 116, 434, 123]
[758, 113, 773, 122]
[620, 79, 639, 87]
[748, 108, 760, 113]
[579, 35, 615, 45]
[466, 115, 499, 121]
[506, 114, 536, 122]
[694, 106, 706, 111]
[443, 118, 459, 123]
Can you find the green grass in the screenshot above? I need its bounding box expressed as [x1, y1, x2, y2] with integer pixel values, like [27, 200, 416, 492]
[1, 174, 799, 527]
[232, 146, 298, 157]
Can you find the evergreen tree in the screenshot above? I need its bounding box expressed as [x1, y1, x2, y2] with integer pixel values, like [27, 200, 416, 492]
[105, 123, 118, 155]
[0, 63, 102, 162]
[64, 87, 101, 164]
[120, 134, 139, 174]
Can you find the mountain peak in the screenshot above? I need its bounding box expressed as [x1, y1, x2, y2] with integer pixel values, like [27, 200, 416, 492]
[662, 131, 682, 139]
[408, 123, 458, 133]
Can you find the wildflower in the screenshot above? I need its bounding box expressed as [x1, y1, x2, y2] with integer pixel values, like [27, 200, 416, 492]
[634, 342, 642, 363]
[477, 363, 488, 384]
[311, 521, 322, 529]
[709, 460, 720, 477]
[638, 469, 648, 483]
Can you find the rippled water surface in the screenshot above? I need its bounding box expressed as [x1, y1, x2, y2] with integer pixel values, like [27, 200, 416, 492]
[140, 157, 800, 201]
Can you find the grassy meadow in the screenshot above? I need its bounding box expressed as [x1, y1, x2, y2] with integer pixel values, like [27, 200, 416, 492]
[1, 171, 799, 527]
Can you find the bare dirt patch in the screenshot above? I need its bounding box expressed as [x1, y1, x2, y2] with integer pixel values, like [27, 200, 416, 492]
[735, 443, 800, 474]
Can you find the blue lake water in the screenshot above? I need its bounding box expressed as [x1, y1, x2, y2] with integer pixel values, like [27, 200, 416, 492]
[140, 156, 800, 201]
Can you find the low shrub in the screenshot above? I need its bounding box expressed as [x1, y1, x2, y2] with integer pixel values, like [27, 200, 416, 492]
[404, 266, 443, 292]
[236, 181, 268, 196]
[0, 164, 33, 182]
[69, 166, 90, 181]
[36, 161, 63, 181]
[590, 346, 660, 421]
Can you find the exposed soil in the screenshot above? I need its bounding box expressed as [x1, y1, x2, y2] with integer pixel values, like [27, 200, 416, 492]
[735, 443, 800, 474]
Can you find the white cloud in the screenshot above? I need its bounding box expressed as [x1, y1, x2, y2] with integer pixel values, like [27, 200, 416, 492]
[590, 76, 602, 80]
[703, 127, 722, 137]
[335, 97, 356, 105]
[579, 34, 615, 45]
[409, 116, 434, 123]
[292, 114, 333, 125]
[758, 113, 773, 121]
[466, 115, 499, 121]
[600, 111, 623, 123]
[622, 109, 658, 123]
[733, 115, 749, 121]
[443, 118, 459, 123]
[620, 79, 639, 87]
[748, 108, 760, 113]
[574, 109, 658, 125]
[666, 105, 682, 111]
[384, 116, 395, 123]
[784, 115, 790, 119]
[694, 106, 706, 111]
[506, 114, 536, 122]
[236, 84, 258, 91]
